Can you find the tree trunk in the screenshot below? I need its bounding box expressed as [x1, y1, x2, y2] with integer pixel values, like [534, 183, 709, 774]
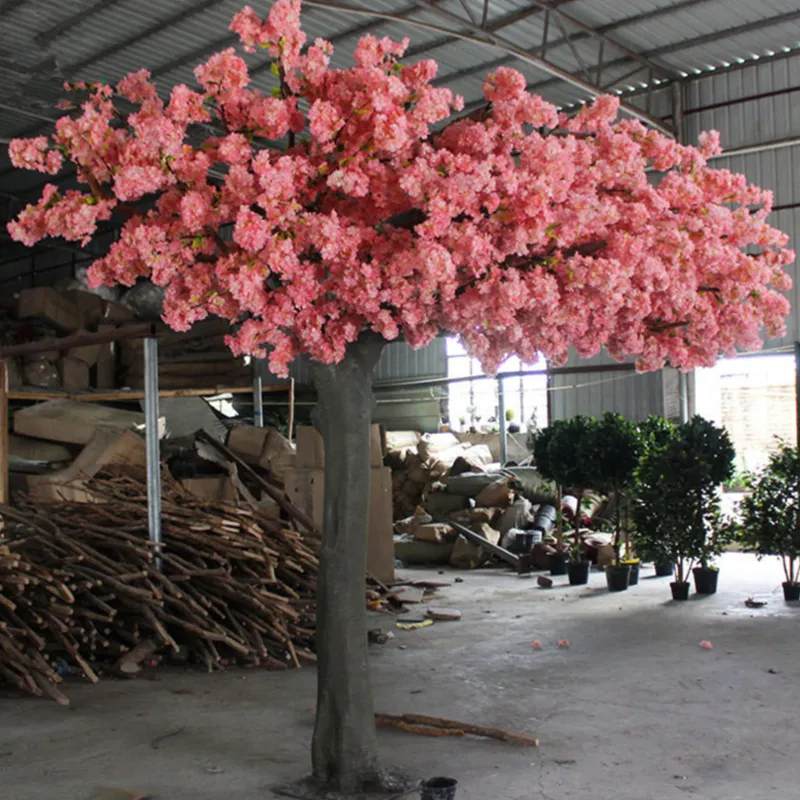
[309, 333, 386, 794]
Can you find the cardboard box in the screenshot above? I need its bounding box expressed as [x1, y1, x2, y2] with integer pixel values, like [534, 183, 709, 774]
[367, 465, 395, 583]
[181, 476, 238, 502]
[227, 425, 270, 464]
[26, 429, 147, 501]
[67, 329, 102, 366]
[14, 399, 161, 446]
[58, 356, 90, 391]
[283, 465, 394, 583]
[226, 425, 296, 479]
[295, 424, 383, 469]
[95, 323, 116, 389]
[102, 300, 136, 325]
[64, 291, 106, 328]
[296, 426, 325, 469]
[17, 287, 82, 332]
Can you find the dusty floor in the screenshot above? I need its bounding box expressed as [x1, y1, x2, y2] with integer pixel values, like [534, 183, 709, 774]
[3, 552, 799, 800]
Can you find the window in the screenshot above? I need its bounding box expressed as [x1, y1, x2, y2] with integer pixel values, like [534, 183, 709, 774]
[445, 337, 548, 434]
[695, 353, 796, 473]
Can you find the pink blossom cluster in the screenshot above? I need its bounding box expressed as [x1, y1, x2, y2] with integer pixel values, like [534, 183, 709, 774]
[7, 1, 794, 378]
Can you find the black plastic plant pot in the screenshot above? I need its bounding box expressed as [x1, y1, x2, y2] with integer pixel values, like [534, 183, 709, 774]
[567, 559, 591, 586]
[548, 552, 568, 576]
[623, 561, 640, 586]
[420, 777, 458, 800]
[605, 564, 631, 592]
[670, 581, 691, 601]
[782, 582, 800, 602]
[693, 567, 719, 595]
[514, 532, 535, 554]
[655, 562, 675, 577]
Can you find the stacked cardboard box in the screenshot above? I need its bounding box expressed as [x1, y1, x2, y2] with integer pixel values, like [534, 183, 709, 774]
[284, 425, 394, 583]
[10, 289, 249, 392]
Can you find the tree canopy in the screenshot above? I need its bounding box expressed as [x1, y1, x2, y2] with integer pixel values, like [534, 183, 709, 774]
[8, 0, 794, 378]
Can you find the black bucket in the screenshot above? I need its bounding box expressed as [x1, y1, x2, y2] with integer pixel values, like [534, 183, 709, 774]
[567, 559, 591, 586]
[783, 582, 800, 602]
[532, 505, 557, 535]
[670, 581, 690, 601]
[548, 552, 568, 575]
[693, 567, 719, 595]
[655, 562, 674, 577]
[624, 561, 640, 586]
[605, 564, 631, 592]
[515, 532, 535, 554]
[420, 777, 458, 800]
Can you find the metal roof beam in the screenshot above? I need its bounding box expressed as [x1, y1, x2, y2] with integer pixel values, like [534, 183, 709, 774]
[64, 0, 234, 75]
[252, 0, 452, 79]
[403, 0, 572, 60]
[523, 0, 674, 79]
[35, 0, 126, 45]
[432, 0, 713, 89]
[528, 8, 800, 96]
[0, 0, 30, 15]
[303, 0, 671, 132]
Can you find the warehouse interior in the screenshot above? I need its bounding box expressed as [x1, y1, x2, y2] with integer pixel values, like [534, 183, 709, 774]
[1, 1, 800, 798]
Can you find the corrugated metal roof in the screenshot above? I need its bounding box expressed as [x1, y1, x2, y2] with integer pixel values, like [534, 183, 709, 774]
[2, 0, 799, 198]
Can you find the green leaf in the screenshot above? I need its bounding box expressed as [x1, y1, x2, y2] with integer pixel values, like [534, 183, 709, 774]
[271, 87, 282, 98]
[271, 62, 281, 79]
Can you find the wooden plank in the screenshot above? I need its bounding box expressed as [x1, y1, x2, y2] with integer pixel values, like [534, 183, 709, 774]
[8, 385, 290, 402]
[436, 515, 519, 567]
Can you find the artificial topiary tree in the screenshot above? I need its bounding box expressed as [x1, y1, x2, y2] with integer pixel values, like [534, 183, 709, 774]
[581, 412, 643, 563]
[7, 0, 792, 790]
[738, 442, 800, 588]
[632, 416, 735, 584]
[535, 416, 597, 557]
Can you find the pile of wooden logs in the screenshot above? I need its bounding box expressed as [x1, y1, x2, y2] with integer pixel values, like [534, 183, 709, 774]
[0, 475, 321, 703]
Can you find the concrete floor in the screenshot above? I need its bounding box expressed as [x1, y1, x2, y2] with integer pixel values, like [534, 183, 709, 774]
[2, 552, 799, 800]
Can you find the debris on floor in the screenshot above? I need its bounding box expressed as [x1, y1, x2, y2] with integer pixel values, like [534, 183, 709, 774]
[0, 468, 400, 703]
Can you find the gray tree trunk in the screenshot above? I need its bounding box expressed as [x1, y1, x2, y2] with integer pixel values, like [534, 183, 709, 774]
[310, 333, 386, 794]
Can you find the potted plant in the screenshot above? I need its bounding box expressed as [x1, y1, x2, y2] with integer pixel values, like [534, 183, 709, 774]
[535, 417, 597, 584]
[738, 443, 800, 601]
[632, 416, 735, 600]
[636, 416, 677, 576]
[581, 412, 643, 591]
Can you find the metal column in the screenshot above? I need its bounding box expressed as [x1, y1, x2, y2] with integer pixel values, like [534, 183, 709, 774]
[252, 372, 264, 428]
[143, 337, 162, 568]
[678, 371, 690, 423]
[497, 376, 508, 464]
[795, 342, 800, 446]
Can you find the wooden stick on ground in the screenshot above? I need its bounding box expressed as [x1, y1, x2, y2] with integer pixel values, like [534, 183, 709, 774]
[375, 713, 539, 747]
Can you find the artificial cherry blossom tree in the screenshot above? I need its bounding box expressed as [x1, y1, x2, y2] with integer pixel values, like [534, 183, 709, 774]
[8, 0, 794, 791]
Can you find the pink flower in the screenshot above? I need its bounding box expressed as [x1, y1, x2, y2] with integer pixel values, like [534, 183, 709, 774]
[308, 99, 343, 144]
[9, 137, 62, 174]
[558, 639, 570, 649]
[217, 133, 251, 164]
[233, 208, 269, 252]
[113, 164, 165, 201]
[116, 69, 158, 104]
[230, 5, 266, 53]
[484, 67, 527, 102]
[195, 49, 250, 94]
[167, 85, 210, 125]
